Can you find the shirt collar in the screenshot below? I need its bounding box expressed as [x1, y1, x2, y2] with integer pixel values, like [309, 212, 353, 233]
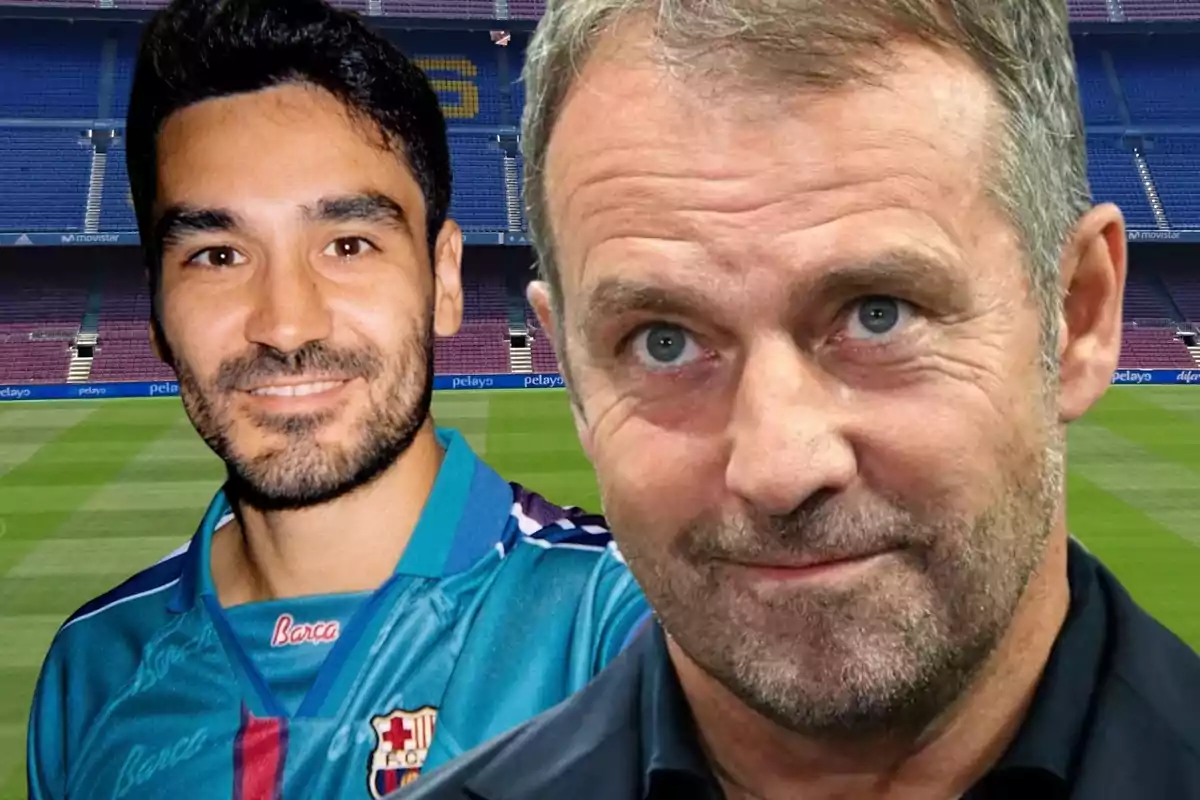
[637, 540, 1105, 799]
[976, 537, 1105, 793]
[640, 624, 721, 798]
[169, 427, 513, 612]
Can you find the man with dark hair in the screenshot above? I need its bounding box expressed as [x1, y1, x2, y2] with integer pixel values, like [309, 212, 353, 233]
[25, 1, 646, 798]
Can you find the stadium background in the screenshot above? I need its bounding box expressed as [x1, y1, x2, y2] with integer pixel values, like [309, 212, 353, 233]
[2, 0, 1200, 794]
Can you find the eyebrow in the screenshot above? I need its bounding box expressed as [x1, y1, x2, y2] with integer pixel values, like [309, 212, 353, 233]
[154, 206, 239, 253]
[305, 192, 409, 230]
[799, 250, 969, 309]
[153, 192, 412, 255]
[579, 280, 714, 336]
[578, 249, 968, 332]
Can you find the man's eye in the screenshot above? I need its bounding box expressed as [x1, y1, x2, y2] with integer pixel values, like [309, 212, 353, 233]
[186, 247, 246, 268]
[844, 296, 914, 340]
[323, 237, 376, 258]
[630, 323, 704, 370]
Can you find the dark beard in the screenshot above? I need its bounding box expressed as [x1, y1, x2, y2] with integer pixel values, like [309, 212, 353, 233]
[171, 317, 434, 512]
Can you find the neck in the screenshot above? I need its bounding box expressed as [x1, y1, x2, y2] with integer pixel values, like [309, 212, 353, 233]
[673, 529, 1072, 800]
[211, 420, 444, 605]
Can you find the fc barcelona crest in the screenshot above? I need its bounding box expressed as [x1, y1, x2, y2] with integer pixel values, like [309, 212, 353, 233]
[368, 706, 438, 798]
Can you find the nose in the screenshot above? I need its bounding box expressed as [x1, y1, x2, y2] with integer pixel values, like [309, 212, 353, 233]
[725, 336, 858, 517]
[243, 255, 333, 354]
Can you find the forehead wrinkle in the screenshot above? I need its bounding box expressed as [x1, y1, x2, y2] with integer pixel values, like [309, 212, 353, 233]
[547, 41, 997, 238]
[553, 117, 974, 240]
[566, 165, 965, 286]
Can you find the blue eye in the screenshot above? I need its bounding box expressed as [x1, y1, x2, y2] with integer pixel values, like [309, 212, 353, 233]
[846, 296, 912, 340]
[632, 323, 702, 370]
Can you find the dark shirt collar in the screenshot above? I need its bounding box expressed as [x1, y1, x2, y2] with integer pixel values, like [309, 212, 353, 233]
[637, 539, 1104, 799]
[639, 624, 721, 798]
[969, 538, 1106, 797]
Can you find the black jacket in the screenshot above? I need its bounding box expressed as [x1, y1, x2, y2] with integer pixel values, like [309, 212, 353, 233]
[392, 540, 1200, 800]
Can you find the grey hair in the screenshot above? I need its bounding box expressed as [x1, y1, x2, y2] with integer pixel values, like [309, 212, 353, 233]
[520, 0, 1094, 365]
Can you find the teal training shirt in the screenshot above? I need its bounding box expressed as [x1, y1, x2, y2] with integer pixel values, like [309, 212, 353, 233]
[27, 429, 650, 800]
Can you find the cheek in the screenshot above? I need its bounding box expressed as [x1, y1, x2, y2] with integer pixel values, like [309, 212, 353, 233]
[329, 286, 427, 347]
[853, 382, 1032, 513]
[592, 418, 726, 545]
[162, 299, 244, 377]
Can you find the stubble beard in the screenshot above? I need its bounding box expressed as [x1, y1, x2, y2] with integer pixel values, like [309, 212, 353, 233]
[612, 403, 1065, 741]
[170, 316, 435, 512]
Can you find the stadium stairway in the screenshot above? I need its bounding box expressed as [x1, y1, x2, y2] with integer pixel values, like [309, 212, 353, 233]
[67, 332, 96, 382]
[503, 269, 533, 372]
[1131, 144, 1171, 229]
[503, 156, 522, 233]
[509, 340, 533, 373]
[60, 279, 106, 383]
[1180, 338, 1200, 367]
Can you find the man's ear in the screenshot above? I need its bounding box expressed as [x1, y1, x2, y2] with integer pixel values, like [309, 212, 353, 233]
[528, 279, 595, 460]
[432, 220, 464, 338]
[1057, 202, 1126, 424]
[527, 279, 555, 338]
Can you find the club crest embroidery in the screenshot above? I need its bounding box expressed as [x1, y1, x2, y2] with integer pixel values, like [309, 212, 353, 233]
[368, 706, 438, 797]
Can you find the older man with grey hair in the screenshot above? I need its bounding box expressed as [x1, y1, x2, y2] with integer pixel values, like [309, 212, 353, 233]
[393, 1, 1200, 798]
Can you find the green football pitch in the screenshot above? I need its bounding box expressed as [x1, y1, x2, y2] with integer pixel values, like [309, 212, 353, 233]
[1, 386, 1199, 796]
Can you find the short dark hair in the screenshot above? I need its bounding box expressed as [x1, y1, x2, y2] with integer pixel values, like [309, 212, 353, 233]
[126, 0, 452, 295]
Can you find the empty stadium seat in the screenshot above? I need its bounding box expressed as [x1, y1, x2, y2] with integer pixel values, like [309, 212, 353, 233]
[530, 331, 559, 373]
[380, 0, 495, 17]
[1119, 326, 1196, 368]
[0, 20, 104, 119]
[1066, 0, 1111, 21]
[0, 265, 89, 384]
[508, 0, 546, 20]
[0, 129, 91, 232]
[1074, 40, 1124, 125]
[433, 323, 510, 373]
[1085, 137, 1158, 229]
[448, 135, 509, 231]
[1122, 1, 1200, 21]
[0, 340, 72, 383]
[100, 140, 136, 232]
[1112, 38, 1200, 125]
[1160, 267, 1200, 321]
[1141, 136, 1200, 227]
[1124, 267, 1177, 322]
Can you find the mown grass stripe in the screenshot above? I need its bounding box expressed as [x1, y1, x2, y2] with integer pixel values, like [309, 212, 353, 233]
[0, 722, 26, 800]
[0, 669, 37, 725]
[0, 406, 97, 430]
[0, 404, 179, 578]
[433, 397, 490, 458]
[483, 390, 599, 511]
[9, 537, 184, 579]
[0, 616, 62, 670]
[1067, 470, 1200, 651]
[0, 575, 167, 617]
[1136, 385, 1200, 422]
[0, 407, 98, 483]
[1083, 387, 1200, 474]
[1069, 421, 1200, 549]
